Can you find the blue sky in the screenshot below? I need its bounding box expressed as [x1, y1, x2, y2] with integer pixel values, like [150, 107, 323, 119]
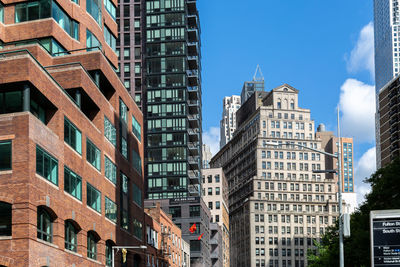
[198, 0, 377, 205]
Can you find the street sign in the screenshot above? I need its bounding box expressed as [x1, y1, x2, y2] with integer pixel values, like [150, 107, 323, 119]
[370, 210, 400, 266]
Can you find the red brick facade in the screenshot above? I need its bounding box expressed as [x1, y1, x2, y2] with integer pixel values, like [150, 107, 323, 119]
[0, 0, 148, 266]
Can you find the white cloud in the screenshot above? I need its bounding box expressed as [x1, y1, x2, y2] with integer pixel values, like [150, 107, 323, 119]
[339, 78, 375, 142]
[346, 22, 375, 78]
[355, 147, 376, 205]
[203, 126, 220, 156]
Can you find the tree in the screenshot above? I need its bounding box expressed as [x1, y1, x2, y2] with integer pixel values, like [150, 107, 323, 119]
[308, 157, 400, 267]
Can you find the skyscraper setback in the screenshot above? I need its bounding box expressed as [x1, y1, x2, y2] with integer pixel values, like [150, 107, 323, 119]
[220, 95, 241, 148]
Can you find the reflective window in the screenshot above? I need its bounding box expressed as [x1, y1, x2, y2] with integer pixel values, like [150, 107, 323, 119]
[36, 145, 58, 185]
[37, 207, 53, 242]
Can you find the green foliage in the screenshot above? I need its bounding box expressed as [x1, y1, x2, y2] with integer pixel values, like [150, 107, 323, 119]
[307, 157, 400, 267]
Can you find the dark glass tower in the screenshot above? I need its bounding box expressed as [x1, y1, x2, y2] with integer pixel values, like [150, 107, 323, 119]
[145, 0, 202, 199]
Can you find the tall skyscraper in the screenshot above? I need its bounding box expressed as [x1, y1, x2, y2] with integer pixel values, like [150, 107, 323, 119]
[374, 0, 400, 92]
[211, 85, 339, 267]
[220, 95, 241, 148]
[374, 0, 400, 167]
[0, 0, 147, 265]
[240, 65, 265, 105]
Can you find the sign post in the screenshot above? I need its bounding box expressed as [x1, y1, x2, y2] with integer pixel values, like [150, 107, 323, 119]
[370, 210, 400, 267]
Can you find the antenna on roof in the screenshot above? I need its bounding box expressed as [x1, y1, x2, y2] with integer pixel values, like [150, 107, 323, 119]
[253, 64, 264, 82]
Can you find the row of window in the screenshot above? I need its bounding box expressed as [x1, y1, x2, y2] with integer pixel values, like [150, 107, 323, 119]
[254, 202, 338, 213]
[254, 214, 331, 225]
[261, 161, 321, 171]
[261, 151, 321, 161]
[257, 182, 328, 192]
[255, 225, 329, 236]
[168, 205, 200, 218]
[263, 112, 305, 121]
[207, 201, 220, 210]
[259, 172, 323, 181]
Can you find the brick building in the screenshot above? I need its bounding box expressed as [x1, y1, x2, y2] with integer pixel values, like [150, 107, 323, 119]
[145, 202, 184, 267]
[0, 0, 148, 266]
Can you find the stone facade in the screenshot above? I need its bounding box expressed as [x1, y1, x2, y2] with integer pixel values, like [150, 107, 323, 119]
[211, 85, 339, 267]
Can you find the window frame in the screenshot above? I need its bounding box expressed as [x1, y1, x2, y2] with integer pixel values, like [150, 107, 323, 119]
[0, 140, 12, 171]
[64, 117, 82, 154]
[65, 221, 78, 252]
[37, 207, 53, 243]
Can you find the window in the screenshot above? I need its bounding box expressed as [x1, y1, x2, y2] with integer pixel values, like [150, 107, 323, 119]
[105, 156, 117, 184]
[169, 206, 181, 218]
[190, 240, 201, 252]
[0, 202, 11, 236]
[37, 207, 53, 242]
[216, 187, 220, 195]
[132, 149, 142, 174]
[64, 117, 82, 154]
[0, 3, 3, 23]
[52, 1, 79, 40]
[104, 25, 116, 51]
[86, 29, 102, 51]
[0, 141, 11, 171]
[132, 115, 142, 140]
[64, 167, 82, 200]
[104, 116, 116, 146]
[87, 183, 101, 213]
[215, 175, 220, 183]
[189, 205, 200, 217]
[216, 201, 220, 209]
[36, 145, 58, 185]
[86, 139, 101, 171]
[106, 241, 114, 266]
[133, 218, 142, 239]
[120, 99, 128, 123]
[87, 231, 98, 259]
[86, 0, 101, 25]
[15, 0, 51, 23]
[208, 188, 212, 195]
[65, 221, 78, 252]
[105, 197, 117, 223]
[104, 0, 116, 19]
[133, 183, 142, 207]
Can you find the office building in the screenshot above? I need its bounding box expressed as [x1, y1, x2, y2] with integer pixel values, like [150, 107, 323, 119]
[202, 144, 212, 169]
[378, 76, 400, 167]
[316, 125, 357, 213]
[240, 65, 265, 105]
[211, 85, 339, 267]
[220, 95, 241, 148]
[209, 223, 224, 267]
[0, 0, 147, 265]
[202, 168, 230, 267]
[374, 0, 400, 167]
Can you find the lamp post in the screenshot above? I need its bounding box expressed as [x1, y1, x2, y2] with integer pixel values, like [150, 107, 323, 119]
[112, 245, 147, 267]
[264, 107, 344, 267]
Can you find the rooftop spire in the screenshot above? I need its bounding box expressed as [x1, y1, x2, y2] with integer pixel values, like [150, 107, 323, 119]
[253, 64, 264, 82]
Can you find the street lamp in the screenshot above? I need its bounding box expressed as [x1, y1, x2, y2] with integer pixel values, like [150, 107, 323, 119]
[112, 245, 147, 267]
[264, 107, 344, 267]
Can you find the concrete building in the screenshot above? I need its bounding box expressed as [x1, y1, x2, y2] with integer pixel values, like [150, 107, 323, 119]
[211, 85, 339, 267]
[202, 168, 230, 267]
[220, 95, 241, 148]
[145, 198, 211, 267]
[209, 223, 223, 267]
[0, 0, 147, 266]
[316, 125, 357, 213]
[145, 203, 184, 267]
[202, 144, 212, 169]
[378, 76, 400, 167]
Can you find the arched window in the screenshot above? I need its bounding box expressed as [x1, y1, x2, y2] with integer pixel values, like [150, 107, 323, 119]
[277, 99, 281, 109]
[0, 202, 12, 236]
[37, 207, 53, 242]
[290, 100, 295, 109]
[65, 220, 79, 252]
[105, 240, 114, 266]
[87, 231, 99, 260]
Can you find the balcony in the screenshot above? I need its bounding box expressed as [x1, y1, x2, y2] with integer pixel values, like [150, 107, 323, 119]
[187, 41, 199, 56]
[187, 27, 199, 42]
[188, 114, 200, 127]
[187, 14, 199, 28]
[188, 184, 200, 195]
[188, 156, 200, 165]
[187, 55, 199, 70]
[186, 0, 197, 15]
[187, 100, 200, 114]
[188, 128, 200, 141]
